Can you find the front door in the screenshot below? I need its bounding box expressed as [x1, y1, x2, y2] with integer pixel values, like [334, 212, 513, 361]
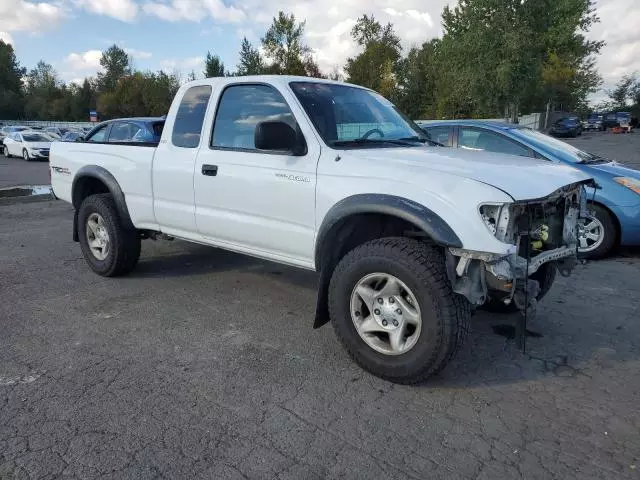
[194, 83, 319, 267]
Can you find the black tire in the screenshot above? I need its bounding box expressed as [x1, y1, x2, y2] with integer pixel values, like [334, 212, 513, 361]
[328, 238, 471, 384]
[482, 262, 557, 313]
[579, 204, 617, 260]
[22, 149, 30, 161]
[2, 145, 9, 157]
[77, 193, 141, 277]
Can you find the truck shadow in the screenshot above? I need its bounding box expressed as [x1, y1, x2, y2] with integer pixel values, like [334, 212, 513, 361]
[129, 240, 639, 388]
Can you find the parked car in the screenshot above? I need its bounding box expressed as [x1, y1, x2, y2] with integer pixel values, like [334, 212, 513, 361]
[61, 131, 84, 142]
[44, 132, 62, 141]
[2, 130, 52, 161]
[417, 120, 640, 258]
[603, 112, 632, 130]
[583, 113, 604, 131]
[549, 116, 582, 137]
[79, 118, 164, 144]
[0, 125, 31, 144]
[49, 76, 593, 384]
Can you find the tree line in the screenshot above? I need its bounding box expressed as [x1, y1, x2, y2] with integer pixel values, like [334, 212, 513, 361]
[0, 0, 612, 122]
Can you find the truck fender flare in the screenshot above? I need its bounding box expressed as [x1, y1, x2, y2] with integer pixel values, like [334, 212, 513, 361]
[72, 165, 135, 232]
[312, 194, 462, 328]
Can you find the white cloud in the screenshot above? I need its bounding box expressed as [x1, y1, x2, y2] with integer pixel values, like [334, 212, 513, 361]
[0, 32, 13, 44]
[586, 0, 640, 102]
[65, 50, 103, 71]
[73, 0, 138, 22]
[160, 56, 205, 71]
[143, 0, 245, 23]
[125, 48, 153, 60]
[0, 0, 66, 32]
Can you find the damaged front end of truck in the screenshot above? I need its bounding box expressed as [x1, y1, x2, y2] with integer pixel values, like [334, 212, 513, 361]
[445, 180, 595, 345]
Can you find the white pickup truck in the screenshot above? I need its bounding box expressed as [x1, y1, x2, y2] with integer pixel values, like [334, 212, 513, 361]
[50, 76, 593, 383]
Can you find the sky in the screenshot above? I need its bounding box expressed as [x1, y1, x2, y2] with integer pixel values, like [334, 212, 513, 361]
[0, 0, 637, 105]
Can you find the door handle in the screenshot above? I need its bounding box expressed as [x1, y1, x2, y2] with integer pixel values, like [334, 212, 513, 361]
[202, 164, 218, 176]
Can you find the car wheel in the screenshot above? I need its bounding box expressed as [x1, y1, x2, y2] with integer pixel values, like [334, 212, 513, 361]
[482, 262, 557, 314]
[578, 204, 617, 259]
[2, 145, 8, 157]
[22, 149, 30, 161]
[328, 238, 471, 384]
[77, 193, 141, 277]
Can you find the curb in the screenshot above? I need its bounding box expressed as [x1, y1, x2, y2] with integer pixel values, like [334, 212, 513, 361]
[0, 185, 56, 206]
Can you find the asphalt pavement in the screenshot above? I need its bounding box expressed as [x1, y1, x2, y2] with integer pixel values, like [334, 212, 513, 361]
[0, 154, 49, 189]
[1, 200, 639, 479]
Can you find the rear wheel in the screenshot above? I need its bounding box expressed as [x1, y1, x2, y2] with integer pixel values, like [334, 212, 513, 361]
[78, 193, 141, 277]
[578, 204, 617, 259]
[328, 238, 471, 384]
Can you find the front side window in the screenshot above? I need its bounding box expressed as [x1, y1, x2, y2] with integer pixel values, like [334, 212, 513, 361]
[459, 127, 532, 157]
[290, 82, 426, 148]
[87, 125, 108, 143]
[172, 85, 212, 148]
[423, 126, 453, 146]
[211, 84, 297, 150]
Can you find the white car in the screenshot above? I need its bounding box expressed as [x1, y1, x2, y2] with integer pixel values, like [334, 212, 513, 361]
[50, 76, 593, 383]
[3, 130, 52, 161]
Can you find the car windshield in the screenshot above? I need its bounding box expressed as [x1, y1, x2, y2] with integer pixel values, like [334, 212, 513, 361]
[22, 133, 51, 142]
[290, 82, 429, 148]
[515, 128, 607, 164]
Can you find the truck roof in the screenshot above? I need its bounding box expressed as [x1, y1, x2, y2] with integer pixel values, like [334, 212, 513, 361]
[181, 75, 366, 90]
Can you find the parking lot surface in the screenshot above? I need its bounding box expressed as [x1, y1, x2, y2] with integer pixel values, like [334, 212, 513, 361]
[0, 155, 49, 189]
[1, 200, 639, 479]
[567, 131, 640, 169]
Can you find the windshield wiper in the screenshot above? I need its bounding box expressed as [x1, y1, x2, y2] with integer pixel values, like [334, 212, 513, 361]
[331, 138, 423, 148]
[578, 155, 610, 165]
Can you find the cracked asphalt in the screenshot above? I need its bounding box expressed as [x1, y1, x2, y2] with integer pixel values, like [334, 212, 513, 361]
[1, 200, 639, 479]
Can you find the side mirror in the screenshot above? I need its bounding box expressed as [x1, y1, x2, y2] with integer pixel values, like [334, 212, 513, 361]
[254, 121, 306, 156]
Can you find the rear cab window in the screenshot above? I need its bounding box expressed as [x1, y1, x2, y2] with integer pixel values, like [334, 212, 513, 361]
[172, 86, 212, 148]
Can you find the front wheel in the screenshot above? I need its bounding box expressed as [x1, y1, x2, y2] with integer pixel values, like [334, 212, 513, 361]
[77, 193, 141, 277]
[578, 204, 617, 259]
[328, 238, 471, 384]
[22, 149, 30, 161]
[2, 145, 8, 157]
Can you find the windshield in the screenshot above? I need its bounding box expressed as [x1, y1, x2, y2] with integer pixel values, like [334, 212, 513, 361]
[515, 128, 606, 164]
[290, 82, 427, 148]
[22, 133, 51, 142]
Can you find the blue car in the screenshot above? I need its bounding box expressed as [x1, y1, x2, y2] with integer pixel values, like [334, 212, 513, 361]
[416, 120, 640, 258]
[549, 116, 582, 137]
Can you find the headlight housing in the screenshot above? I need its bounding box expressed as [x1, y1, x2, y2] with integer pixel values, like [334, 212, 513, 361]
[614, 177, 640, 195]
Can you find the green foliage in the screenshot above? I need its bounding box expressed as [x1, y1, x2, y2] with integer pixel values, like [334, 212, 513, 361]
[236, 37, 264, 75]
[0, 40, 25, 119]
[97, 44, 132, 92]
[204, 52, 225, 77]
[345, 15, 401, 98]
[261, 11, 319, 76]
[97, 71, 179, 118]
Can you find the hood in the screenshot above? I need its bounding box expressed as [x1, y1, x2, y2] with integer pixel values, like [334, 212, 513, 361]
[587, 161, 640, 180]
[344, 146, 592, 201]
[25, 141, 51, 149]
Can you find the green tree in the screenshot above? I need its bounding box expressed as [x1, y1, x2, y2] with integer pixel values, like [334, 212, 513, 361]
[437, 0, 603, 119]
[0, 40, 26, 119]
[24, 61, 63, 119]
[236, 37, 264, 75]
[394, 40, 439, 119]
[261, 11, 320, 76]
[344, 14, 401, 98]
[608, 73, 635, 109]
[97, 44, 132, 92]
[204, 51, 225, 77]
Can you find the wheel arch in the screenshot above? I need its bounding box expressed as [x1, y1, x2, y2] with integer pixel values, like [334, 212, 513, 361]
[71, 166, 134, 241]
[589, 200, 621, 245]
[312, 194, 463, 329]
